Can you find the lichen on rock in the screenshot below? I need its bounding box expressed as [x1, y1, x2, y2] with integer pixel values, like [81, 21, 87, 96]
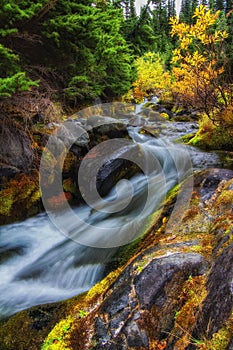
[0, 169, 232, 350]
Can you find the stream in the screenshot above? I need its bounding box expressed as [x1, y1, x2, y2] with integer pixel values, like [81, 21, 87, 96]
[0, 103, 224, 319]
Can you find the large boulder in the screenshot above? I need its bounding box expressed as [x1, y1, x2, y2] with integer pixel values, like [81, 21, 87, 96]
[41, 118, 140, 207]
[92, 251, 207, 350]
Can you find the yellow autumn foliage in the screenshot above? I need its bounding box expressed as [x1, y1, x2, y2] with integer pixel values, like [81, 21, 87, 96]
[130, 52, 171, 102]
[170, 5, 228, 117]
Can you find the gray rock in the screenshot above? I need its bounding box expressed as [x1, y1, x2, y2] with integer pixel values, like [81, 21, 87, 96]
[56, 122, 89, 148]
[194, 168, 233, 201]
[127, 115, 147, 126]
[92, 252, 207, 349]
[188, 244, 233, 348]
[0, 163, 20, 186]
[135, 253, 207, 309]
[124, 321, 149, 348]
[0, 117, 34, 171]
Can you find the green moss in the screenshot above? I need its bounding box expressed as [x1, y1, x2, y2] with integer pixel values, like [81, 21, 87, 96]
[86, 267, 122, 302]
[42, 317, 72, 350]
[63, 152, 77, 174]
[78, 310, 89, 318]
[63, 178, 76, 194]
[215, 187, 233, 209]
[160, 112, 170, 120]
[143, 101, 156, 109]
[0, 172, 41, 221]
[0, 191, 14, 216]
[6, 171, 232, 350]
[205, 327, 232, 350]
[194, 314, 233, 350]
[172, 275, 208, 349]
[165, 182, 183, 202]
[41, 268, 123, 350]
[179, 132, 197, 144]
[188, 115, 233, 151]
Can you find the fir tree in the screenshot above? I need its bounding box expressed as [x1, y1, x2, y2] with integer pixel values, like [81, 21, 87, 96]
[226, 0, 233, 12]
[0, 1, 135, 103]
[215, 0, 225, 10]
[129, 0, 136, 17]
[179, 0, 192, 23]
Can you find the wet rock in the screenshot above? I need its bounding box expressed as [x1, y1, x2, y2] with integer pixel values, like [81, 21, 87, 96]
[194, 168, 233, 201]
[84, 169, 233, 350]
[0, 117, 34, 171]
[101, 283, 131, 318]
[0, 302, 67, 350]
[135, 253, 207, 309]
[40, 117, 136, 205]
[91, 123, 128, 143]
[96, 158, 140, 197]
[174, 109, 200, 122]
[79, 142, 142, 199]
[92, 252, 207, 349]
[147, 111, 163, 122]
[188, 244, 233, 349]
[152, 104, 174, 119]
[124, 321, 149, 348]
[127, 115, 147, 126]
[86, 115, 118, 128]
[227, 338, 233, 350]
[140, 125, 161, 137]
[55, 122, 90, 148]
[0, 163, 20, 187]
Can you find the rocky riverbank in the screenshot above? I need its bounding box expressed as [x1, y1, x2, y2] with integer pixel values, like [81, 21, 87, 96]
[0, 168, 232, 350]
[0, 111, 139, 224]
[0, 100, 232, 350]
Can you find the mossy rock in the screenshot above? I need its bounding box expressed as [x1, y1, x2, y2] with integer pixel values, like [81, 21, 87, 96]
[0, 171, 42, 224]
[188, 117, 233, 151]
[0, 302, 69, 350]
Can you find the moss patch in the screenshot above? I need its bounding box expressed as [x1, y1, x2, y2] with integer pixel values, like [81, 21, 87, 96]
[41, 317, 72, 350]
[42, 268, 123, 350]
[188, 115, 233, 151]
[0, 171, 41, 224]
[171, 275, 207, 349]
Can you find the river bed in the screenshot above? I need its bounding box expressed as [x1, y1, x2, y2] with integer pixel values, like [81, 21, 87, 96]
[0, 106, 226, 319]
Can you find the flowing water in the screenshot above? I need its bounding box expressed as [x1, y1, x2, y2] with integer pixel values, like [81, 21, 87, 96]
[0, 105, 223, 319]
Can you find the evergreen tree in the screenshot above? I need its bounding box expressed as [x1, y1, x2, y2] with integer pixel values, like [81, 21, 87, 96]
[200, 0, 208, 6]
[225, 0, 233, 80]
[191, 0, 199, 17]
[129, 0, 136, 17]
[110, 0, 175, 58]
[168, 0, 176, 18]
[0, 0, 47, 96]
[150, 0, 175, 62]
[208, 0, 215, 10]
[226, 0, 233, 12]
[179, 0, 190, 23]
[179, 0, 198, 23]
[121, 1, 157, 55]
[215, 0, 225, 10]
[0, 1, 135, 104]
[179, 0, 200, 23]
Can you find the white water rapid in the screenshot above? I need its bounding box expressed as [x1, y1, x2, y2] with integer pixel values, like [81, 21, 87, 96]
[0, 109, 204, 319]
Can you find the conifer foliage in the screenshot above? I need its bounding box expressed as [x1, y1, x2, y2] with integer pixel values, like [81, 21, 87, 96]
[0, 1, 135, 104]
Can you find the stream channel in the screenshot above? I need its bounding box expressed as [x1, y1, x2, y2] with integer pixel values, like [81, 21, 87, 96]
[0, 101, 225, 319]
